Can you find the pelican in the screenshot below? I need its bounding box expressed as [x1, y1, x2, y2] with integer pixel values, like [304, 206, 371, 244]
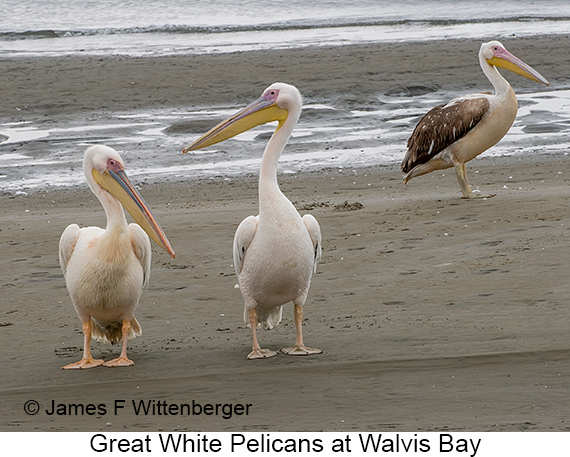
[184, 83, 322, 360]
[59, 145, 175, 369]
[401, 40, 549, 198]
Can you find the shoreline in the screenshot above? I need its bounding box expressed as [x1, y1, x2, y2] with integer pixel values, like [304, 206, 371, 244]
[2, 34, 568, 195]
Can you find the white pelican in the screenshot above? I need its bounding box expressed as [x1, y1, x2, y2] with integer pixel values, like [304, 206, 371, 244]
[59, 145, 175, 369]
[184, 83, 322, 360]
[401, 40, 549, 198]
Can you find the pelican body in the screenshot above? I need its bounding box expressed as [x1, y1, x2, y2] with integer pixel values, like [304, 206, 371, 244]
[184, 83, 322, 360]
[59, 145, 175, 369]
[401, 40, 549, 198]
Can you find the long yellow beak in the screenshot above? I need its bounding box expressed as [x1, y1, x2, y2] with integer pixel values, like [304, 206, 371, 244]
[487, 48, 549, 86]
[183, 94, 288, 153]
[93, 168, 175, 258]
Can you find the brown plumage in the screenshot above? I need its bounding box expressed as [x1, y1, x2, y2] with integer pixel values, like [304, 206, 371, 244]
[400, 41, 548, 198]
[401, 96, 490, 173]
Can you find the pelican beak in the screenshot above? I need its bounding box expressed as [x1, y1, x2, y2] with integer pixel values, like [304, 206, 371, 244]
[487, 48, 549, 86]
[92, 168, 175, 258]
[183, 94, 288, 152]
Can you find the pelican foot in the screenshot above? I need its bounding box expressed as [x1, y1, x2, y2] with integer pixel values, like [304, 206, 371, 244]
[62, 357, 105, 370]
[103, 356, 134, 367]
[281, 345, 323, 356]
[247, 348, 279, 360]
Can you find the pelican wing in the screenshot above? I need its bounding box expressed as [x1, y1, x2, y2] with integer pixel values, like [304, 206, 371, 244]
[401, 96, 490, 173]
[128, 223, 152, 288]
[59, 224, 81, 278]
[302, 214, 322, 273]
[233, 215, 258, 277]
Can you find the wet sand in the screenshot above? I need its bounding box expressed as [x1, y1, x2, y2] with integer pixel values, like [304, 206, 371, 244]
[3, 34, 568, 119]
[2, 35, 570, 432]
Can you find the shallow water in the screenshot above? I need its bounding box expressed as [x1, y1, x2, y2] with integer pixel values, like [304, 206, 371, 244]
[1, 88, 569, 193]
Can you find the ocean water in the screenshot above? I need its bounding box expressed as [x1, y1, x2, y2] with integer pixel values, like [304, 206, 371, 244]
[1, 0, 569, 192]
[2, 0, 570, 57]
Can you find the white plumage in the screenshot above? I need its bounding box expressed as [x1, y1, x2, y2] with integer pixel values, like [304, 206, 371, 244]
[60, 145, 174, 369]
[185, 83, 322, 359]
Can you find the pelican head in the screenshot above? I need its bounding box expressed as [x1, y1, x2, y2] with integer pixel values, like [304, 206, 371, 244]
[85, 145, 175, 258]
[481, 40, 549, 86]
[183, 82, 302, 152]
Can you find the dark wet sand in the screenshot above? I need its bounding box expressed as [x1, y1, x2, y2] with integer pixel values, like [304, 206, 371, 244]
[1, 35, 570, 432]
[3, 34, 569, 119]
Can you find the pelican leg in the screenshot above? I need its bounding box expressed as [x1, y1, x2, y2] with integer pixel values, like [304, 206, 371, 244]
[62, 320, 104, 370]
[403, 157, 451, 185]
[247, 309, 278, 360]
[455, 162, 495, 199]
[104, 319, 135, 367]
[282, 303, 323, 356]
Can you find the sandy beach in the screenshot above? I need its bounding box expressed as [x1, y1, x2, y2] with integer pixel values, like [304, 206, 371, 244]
[2, 35, 570, 432]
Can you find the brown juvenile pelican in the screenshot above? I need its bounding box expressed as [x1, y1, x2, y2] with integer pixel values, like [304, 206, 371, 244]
[184, 83, 322, 360]
[59, 145, 175, 369]
[401, 40, 549, 198]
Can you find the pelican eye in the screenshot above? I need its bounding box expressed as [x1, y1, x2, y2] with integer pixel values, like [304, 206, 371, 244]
[106, 158, 124, 172]
[264, 89, 280, 101]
